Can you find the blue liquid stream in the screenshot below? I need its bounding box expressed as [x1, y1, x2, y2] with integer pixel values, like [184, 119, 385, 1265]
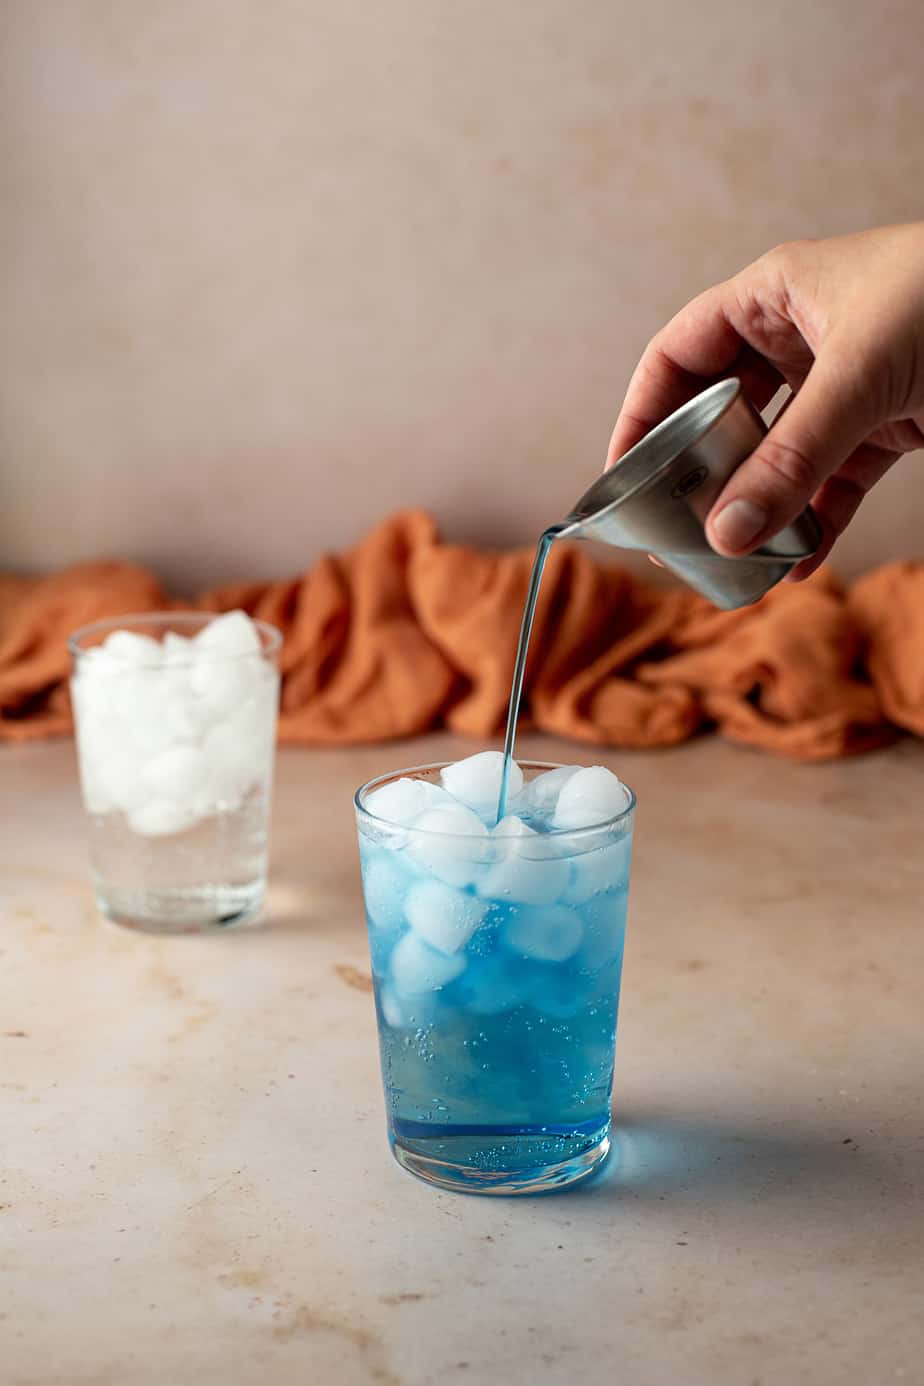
[496, 525, 564, 821]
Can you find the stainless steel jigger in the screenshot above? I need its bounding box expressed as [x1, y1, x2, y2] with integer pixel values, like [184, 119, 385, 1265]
[559, 378, 822, 610]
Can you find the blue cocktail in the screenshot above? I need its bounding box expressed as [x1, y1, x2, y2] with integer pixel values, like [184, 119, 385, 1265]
[355, 755, 635, 1194]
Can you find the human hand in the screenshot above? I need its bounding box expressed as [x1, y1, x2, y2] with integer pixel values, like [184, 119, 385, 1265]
[607, 224, 924, 579]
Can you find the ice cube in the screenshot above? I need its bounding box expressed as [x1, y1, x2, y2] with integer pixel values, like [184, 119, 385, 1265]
[102, 630, 164, 666]
[526, 765, 582, 817]
[76, 656, 185, 756]
[379, 985, 406, 1028]
[366, 925, 396, 979]
[163, 632, 196, 665]
[73, 652, 205, 799]
[530, 966, 593, 1019]
[502, 902, 583, 962]
[377, 983, 443, 1030]
[71, 677, 116, 810]
[561, 834, 632, 904]
[479, 816, 570, 905]
[194, 609, 262, 658]
[364, 777, 452, 828]
[361, 847, 414, 933]
[93, 737, 148, 813]
[440, 752, 523, 813]
[407, 803, 489, 887]
[201, 679, 277, 810]
[404, 879, 488, 955]
[489, 813, 532, 843]
[553, 765, 630, 830]
[455, 954, 534, 1015]
[161, 684, 209, 743]
[76, 647, 124, 686]
[72, 720, 114, 814]
[127, 798, 198, 837]
[105, 668, 179, 755]
[142, 744, 209, 802]
[574, 893, 627, 972]
[390, 931, 467, 995]
[190, 652, 265, 720]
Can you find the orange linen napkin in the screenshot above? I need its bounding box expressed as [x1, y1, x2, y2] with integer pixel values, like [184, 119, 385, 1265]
[0, 510, 917, 761]
[849, 564, 924, 738]
[0, 563, 169, 741]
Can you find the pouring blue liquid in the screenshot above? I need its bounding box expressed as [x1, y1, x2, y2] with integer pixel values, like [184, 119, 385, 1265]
[496, 524, 565, 821]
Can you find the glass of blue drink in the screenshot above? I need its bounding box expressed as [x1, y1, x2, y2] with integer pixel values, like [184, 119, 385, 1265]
[354, 754, 635, 1194]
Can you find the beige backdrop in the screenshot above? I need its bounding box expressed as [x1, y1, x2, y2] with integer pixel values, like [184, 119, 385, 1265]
[2, 0, 923, 590]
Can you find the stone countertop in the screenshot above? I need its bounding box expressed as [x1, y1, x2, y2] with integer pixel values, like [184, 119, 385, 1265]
[3, 732, 923, 1386]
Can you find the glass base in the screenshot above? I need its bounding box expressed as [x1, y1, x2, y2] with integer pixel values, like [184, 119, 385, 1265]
[96, 880, 264, 935]
[390, 1125, 611, 1195]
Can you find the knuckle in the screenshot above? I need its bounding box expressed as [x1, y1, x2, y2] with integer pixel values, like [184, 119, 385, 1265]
[762, 237, 815, 271]
[761, 242, 790, 270]
[756, 435, 822, 498]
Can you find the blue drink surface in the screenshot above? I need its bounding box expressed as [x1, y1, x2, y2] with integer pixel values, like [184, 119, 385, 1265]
[357, 767, 632, 1194]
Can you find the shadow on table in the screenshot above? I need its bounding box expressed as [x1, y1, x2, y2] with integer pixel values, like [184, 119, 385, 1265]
[231, 867, 365, 938]
[567, 1106, 912, 1213]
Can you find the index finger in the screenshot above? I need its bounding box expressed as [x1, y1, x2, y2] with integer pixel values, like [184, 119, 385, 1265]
[606, 281, 767, 467]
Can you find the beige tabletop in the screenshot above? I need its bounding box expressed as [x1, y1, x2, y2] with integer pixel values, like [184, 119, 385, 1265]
[3, 732, 923, 1386]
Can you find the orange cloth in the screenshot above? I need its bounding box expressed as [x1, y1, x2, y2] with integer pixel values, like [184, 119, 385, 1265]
[0, 509, 916, 761]
[0, 563, 168, 741]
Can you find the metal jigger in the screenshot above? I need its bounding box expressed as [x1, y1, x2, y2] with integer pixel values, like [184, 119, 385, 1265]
[559, 378, 822, 610]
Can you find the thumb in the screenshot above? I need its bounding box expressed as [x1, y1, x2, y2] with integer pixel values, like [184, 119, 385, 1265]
[706, 359, 872, 556]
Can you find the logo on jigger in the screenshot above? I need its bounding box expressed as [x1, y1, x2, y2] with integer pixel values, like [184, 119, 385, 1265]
[671, 466, 708, 499]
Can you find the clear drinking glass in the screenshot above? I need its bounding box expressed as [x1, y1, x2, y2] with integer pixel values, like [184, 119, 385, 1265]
[354, 761, 635, 1194]
[69, 612, 281, 934]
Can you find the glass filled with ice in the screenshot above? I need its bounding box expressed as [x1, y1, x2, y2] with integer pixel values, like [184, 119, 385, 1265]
[69, 611, 281, 934]
[354, 752, 635, 1194]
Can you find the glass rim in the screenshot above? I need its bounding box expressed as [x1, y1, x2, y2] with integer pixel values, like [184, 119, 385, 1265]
[354, 759, 636, 839]
[68, 610, 284, 665]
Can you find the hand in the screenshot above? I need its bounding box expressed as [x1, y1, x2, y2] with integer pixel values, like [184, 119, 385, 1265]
[607, 224, 924, 579]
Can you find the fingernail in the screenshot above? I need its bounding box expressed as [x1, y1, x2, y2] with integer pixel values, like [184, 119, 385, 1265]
[710, 498, 767, 552]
